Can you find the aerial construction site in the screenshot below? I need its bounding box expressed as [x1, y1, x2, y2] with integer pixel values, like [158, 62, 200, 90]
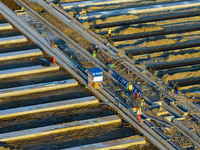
[0, 0, 199, 149]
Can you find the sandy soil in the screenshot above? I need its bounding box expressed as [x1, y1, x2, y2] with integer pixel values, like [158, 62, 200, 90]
[84, 14, 139, 27]
[162, 70, 200, 82]
[166, 52, 200, 61]
[0, 0, 20, 19]
[0, 147, 12, 150]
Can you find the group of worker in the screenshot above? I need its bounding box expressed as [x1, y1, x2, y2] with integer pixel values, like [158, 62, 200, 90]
[137, 98, 145, 122]
[128, 82, 145, 122]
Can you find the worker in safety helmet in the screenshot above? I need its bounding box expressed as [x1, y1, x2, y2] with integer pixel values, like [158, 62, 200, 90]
[141, 98, 145, 111]
[128, 82, 133, 93]
[108, 28, 112, 38]
[137, 108, 142, 122]
[93, 51, 96, 57]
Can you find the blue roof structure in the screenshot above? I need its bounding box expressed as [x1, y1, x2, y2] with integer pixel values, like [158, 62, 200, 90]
[87, 67, 103, 76]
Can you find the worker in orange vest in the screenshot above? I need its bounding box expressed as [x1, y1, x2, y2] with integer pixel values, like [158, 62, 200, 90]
[137, 108, 142, 122]
[107, 57, 110, 65]
[50, 56, 56, 66]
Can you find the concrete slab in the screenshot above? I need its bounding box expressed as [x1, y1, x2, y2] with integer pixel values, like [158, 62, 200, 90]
[152, 109, 169, 117]
[0, 35, 27, 45]
[154, 101, 162, 106]
[64, 136, 146, 150]
[169, 102, 189, 117]
[0, 65, 59, 79]
[190, 114, 200, 124]
[14, 10, 27, 15]
[0, 79, 78, 98]
[60, 0, 136, 9]
[77, 0, 200, 20]
[0, 115, 120, 142]
[173, 119, 200, 147]
[0, 96, 98, 119]
[0, 23, 13, 30]
[164, 115, 174, 122]
[0, 49, 42, 61]
[162, 102, 183, 118]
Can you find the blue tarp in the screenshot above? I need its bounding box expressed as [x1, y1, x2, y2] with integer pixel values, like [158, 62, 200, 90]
[87, 67, 103, 76]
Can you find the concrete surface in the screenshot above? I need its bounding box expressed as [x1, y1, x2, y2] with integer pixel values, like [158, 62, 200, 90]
[0, 35, 27, 45]
[0, 49, 42, 61]
[0, 115, 121, 142]
[0, 65, 59, 79]
[0, 96, 98, 119]
[0, 79, 78, 97]
[64, 136, 146, 150]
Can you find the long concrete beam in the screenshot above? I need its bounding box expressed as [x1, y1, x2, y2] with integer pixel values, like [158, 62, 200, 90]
[0, 96, 98, 119]
[0, 65, 59, 79]
[0, 35, 27, 45]
[60, 0, 138, 9]
[0, 79, 78, 98]
[64, 136, 146, 150]
[172, 119, 200, 147]
[0, 115, 120, 142]
[0, 23, 13, 30]
[147, 57, 200, 70]
[0, 49, 42, 61]
[77, 0, 200, 20]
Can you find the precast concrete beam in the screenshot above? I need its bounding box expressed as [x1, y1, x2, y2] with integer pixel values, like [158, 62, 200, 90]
[0, 96, 98, 119]
[162, 101, 183, 118]
[0, 35, 27, 45]
[0, 23, 13, 30]
[0, 115, 121, 142]
[169, 102, 189, 117]
[77, 0, 200, 20]
[60, 0, 136, 9]
[0, 65, 59, 79]
[64, 136, 146, 150]
[0, 79, 78, 98]
[173, 119, 200, 148]
[0, 49, 42, 61]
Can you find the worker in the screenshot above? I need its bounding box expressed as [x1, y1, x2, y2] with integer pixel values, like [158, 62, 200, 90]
[93, 51, 96, 57]
[137, 108, 142, 122]
[118, 53, 122, 57]
[50, 56, 56, 66]
[108, 28, 112, 38]
[141, 98, 145, 111]
[191, 96, 195, 102]
[107, 57, 110, 65]
[51, 41, 54, 48]
[128, 82, 133, 93]
[80, 10, 87, 17]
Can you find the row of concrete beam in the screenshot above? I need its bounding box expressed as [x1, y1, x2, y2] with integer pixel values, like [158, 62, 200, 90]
[0, 21, 146, 149]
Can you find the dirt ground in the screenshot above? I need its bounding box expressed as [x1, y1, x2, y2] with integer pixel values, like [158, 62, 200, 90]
[0, 0, 20, 19]
[162, 70, 200, 82]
